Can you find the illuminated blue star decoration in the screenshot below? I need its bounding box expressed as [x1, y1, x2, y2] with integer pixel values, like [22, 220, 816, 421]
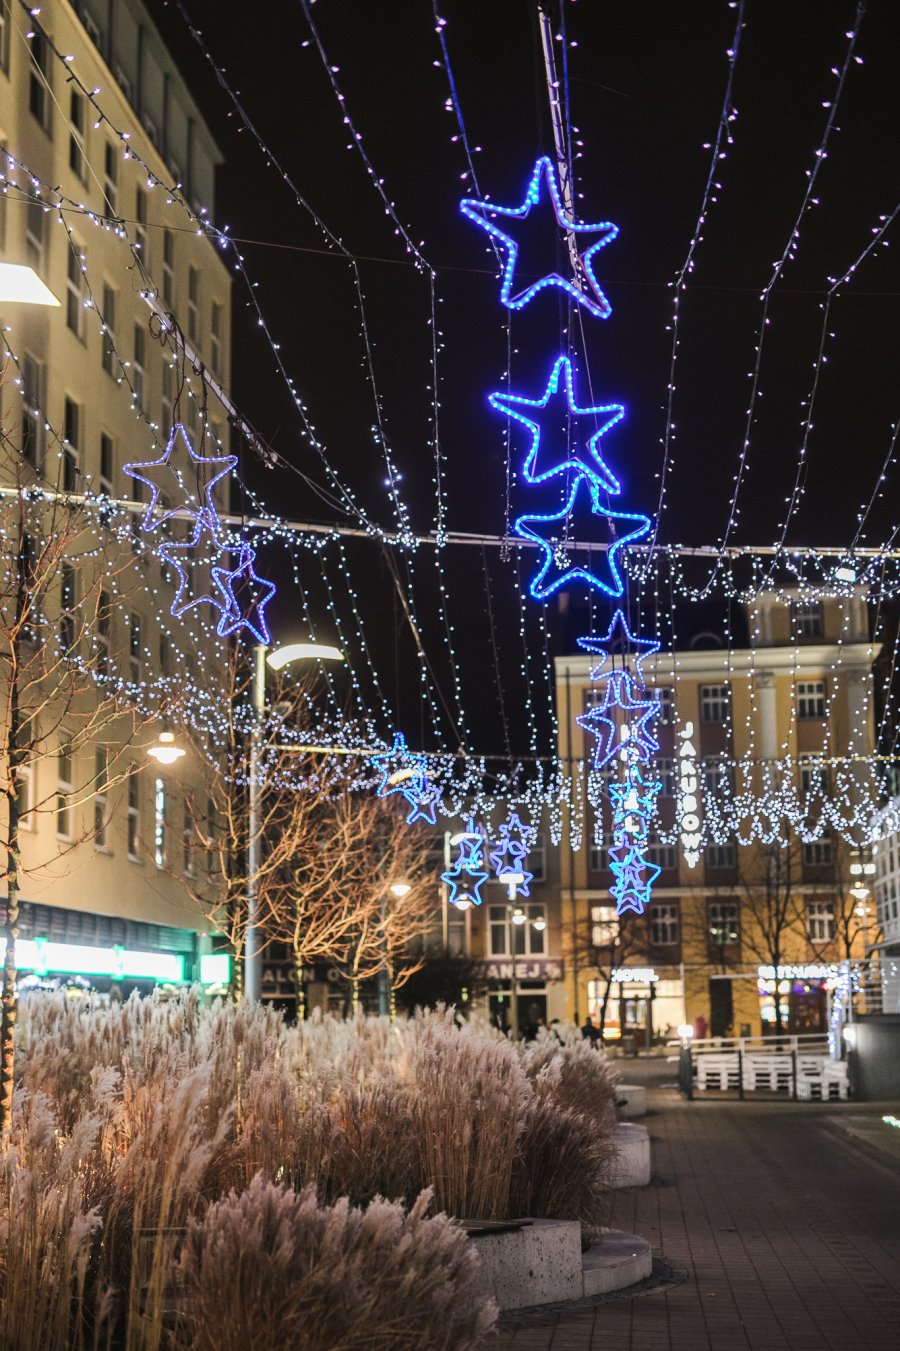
[609, 768, 660, 847]
[489, 357, 624, 491]
[123, 423, 237, 532]
[460, 156, 618, 318]
[371, 733, 427, 802]
[489, 811, 534, 898]
[609, 845, 661, 916]
[578, 610, 660, 682]
[404, 781, 441, 827]
[442, 827, 489, 910]
[515, 477, 650, 602]
[211, 543, 277, 645]
[577, 674, 660, 772]
[158, 510, 235, 621]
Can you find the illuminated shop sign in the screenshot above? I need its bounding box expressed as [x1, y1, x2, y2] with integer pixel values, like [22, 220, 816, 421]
[199, 953, 231, 985]
[612, 966, 659, 984]
[2, 938, 184, 983]
[677, 721, 701, 868]
[757, 964, 839, 982]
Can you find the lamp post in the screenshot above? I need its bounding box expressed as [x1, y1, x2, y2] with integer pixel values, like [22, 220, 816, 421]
[377, 881, 410, 1017]
[245, 639, 344, 1003]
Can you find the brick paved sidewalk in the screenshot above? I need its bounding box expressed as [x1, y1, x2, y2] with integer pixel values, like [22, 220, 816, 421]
[493, 1089, 900, 1350]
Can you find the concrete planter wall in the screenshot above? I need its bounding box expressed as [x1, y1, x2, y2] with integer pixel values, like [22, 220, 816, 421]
[469, 1218, 652, 1311]
[616, 1083, 647, 1117]
[608, 1121, 652, 1188]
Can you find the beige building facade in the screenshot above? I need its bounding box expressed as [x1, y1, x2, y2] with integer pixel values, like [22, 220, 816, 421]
[0, 0, 232, 984]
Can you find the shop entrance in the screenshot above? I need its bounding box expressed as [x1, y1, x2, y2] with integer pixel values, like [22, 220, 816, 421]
[788, 983, 827, 1034]
[489, 982, 547, 1038]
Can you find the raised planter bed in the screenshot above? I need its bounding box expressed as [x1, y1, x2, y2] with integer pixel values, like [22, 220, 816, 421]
[608, 1121, 652, 1188]
[467, 1218, 652, 1309]
[616, 1083, 647, 1117]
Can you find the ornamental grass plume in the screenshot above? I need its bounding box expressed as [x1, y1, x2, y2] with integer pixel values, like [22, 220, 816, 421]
[519, 1029, 620, 1131]
[177, 1176, 496, 1351]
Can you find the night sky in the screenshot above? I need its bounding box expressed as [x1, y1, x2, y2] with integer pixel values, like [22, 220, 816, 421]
[150, 0, 900, 757]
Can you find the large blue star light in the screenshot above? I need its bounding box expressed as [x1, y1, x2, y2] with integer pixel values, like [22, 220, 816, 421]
[158, 511, 236, 621]
[123, 423, 237, 532]
[460, 156, 618, 318]
[371, 733, 428, 803]
[489, 811, 534, 898]
[489, 357, 624, 491]
[515, 475, 650, 601]
[578, 610, 660, 682]
[577, 673, 660, 772]
[609, 845, 661, 916]
[212, 544, 277, 645]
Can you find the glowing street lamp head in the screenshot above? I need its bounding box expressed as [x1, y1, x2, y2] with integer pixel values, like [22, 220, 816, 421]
[389, 881, 411, 899]
[266, 642, 344, 671]
[147, 731, 185, 765]
[0, 262, 60, 307]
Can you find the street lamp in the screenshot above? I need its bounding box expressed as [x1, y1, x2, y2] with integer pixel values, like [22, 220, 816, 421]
[0, 262, 60, 307]
[147, 730, 186, 766]
[245, 639, 345, 1003]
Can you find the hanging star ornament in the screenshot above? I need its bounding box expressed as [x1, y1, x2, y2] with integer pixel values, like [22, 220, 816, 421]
[489, 356, 624, 491]
[212, 543, 277, 645]
[514, 474, 650, 601]
[402, 780, 441, 827]
[158, 510, 237, 622]
[489, 810, 534, 897]
[609, 844, 661, 916]
[460, 156, 618, 318]
[577, 673, 661, 771]
[123, 423, 237, 532]
[441, 831, 490, 909]
[371, 733, 428, 803]
[577, 609, 660, 682]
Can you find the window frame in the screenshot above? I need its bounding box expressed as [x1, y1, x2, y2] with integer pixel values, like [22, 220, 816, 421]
[66, 243, 87, 341]
[56, 743, 74, 841]
[127, 773, 140, 861]
[708, 900, 740, 950]
[650, 901, 680, 946]
[796, 680, 826, 721]
[807, 898, 836, 944]
[94, 746, 109, 851]
[700, 683, 731, 725]
[21, 352, 44, 468]
[68, 89, 87, 182]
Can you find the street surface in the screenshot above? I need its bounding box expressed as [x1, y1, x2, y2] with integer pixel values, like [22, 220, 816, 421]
[495, 1064, 900, 1349]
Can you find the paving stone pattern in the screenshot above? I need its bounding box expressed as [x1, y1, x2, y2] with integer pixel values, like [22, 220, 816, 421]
[493, 1089, 900, 1349]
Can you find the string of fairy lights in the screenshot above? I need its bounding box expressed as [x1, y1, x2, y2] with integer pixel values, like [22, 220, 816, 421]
[1, 0, 900, 861]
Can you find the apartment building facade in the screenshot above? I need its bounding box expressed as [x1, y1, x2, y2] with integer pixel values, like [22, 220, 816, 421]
[0, 0, 232, 986]
[542, 590, 881, 1043]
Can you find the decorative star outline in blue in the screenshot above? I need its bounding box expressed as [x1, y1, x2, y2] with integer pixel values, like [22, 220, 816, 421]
[460, 156, 618, 318]
[403, 781, 441, 826]
[489, 357, 624, 492]
[609, 845, 661, 916]
[212, 544, 277, 645]
[489, 811, 534, 898]
[158, 510, 236, 621]
[577, 610, 661, 683]
[371, 733, 428, 803]
[123, 423, 237, 532]
[609, 769, 660, 841]
[515, 475, 650, 602]
[441, 855, 490, 909]
[577, 674, 660, 771]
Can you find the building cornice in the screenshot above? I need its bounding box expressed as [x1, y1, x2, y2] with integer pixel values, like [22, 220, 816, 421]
[555, 641, 881, 682]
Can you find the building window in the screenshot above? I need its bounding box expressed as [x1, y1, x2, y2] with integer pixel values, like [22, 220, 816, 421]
[183, 799, 194, 876]
[530, 831, 546, 883]
[658, 757, 676, 797]
[154, 778, 167, 868]
[655, 687, 674, 725]
[133, 324, 146, 404]
[129, 612, 142, 683]
[706, 841, 736, 870]
[143, 113, 159, 147]
[63, 397, 81, 491]
[159, 629, 171, 676]
[15, 761, 34, 831]
[59, 563, 76, 650]
[81, 10, 102, 49]
[66, 245, 86, 340]
[804, 835, 833, 868]
[800, 757, 831, 796]
[793, 600, 824, 640]
[701, 684, 731, 724]
[648, 833, 677, 871]
[56, 744, 74, 840]
[0, 0, 10, 74]
[114, 64, 132, 102]
[650, 902, 680, 946]
[161, 361, 175, 432]
[99, 432, 114, 496]
[703, 756, 734, 798]
[210, 300, 222, 376]
[68, 90, 87, 181]
[708, 901, 739, 949]
[797, 680, 826, 721]
[28, 30, 51, 132]
[187, 266, 199, 342]
[135, 186, 148, 256]
[807, 899, 836, 944]
[488, 903, 546, 957]
[94, 747, 109, 849]
[25, 200, 47, 275]
[21, 353, 43, 467]
[100, 283, 116, 375]
[103, 142, 118, 216]
[162, 229, 175, 306]
[95, 589, 111, 676]
[591, 904, 618, 948]
[127, 775, 140, 859]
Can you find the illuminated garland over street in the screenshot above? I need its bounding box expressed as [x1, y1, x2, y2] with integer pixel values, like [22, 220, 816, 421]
[463, 154, 661, 915]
